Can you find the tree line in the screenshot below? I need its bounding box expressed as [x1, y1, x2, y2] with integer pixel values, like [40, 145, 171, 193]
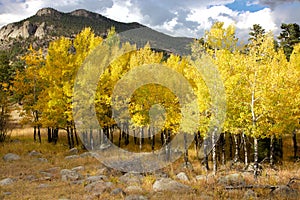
[0, 22, 300, 177]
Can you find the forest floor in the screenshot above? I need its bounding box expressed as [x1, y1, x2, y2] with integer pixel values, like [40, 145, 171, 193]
[0, 132, 300, 200]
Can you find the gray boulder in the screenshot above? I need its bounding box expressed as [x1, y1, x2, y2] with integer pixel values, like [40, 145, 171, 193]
[0, 178, 14, 186]
[119, 173, 143, 185]
[28, 150, 42, 156]
[176, 172, 189, 181]
[85, 175, 107, 184]
[3, 153, 20, 161]
[218, 173, 245, 186]
[111, 188, 125, 195]
[64, 155, 80, 160]
[68, 147, 78, 155]
[84, 181, 113, 196]
[124, 185, 143, 193]
[72, 166, 84, 172]
[153, 178, 192, 192]
[60, 169, 82, 181]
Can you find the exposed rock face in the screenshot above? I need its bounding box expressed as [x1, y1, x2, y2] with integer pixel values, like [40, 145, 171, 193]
[0, 21, 38, 40]
[34, 22, 46, 39]
[36, 7, 61, 17]
[70, 9, 93, 18]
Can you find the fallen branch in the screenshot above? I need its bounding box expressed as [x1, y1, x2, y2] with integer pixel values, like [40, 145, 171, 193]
[225, 185, 277, 191]
[225, 177, 300, 191]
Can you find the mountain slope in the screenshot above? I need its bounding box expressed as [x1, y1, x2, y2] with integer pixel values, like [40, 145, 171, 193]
[0, 8, 193, 56]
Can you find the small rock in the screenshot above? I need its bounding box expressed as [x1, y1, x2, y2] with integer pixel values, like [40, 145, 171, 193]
[119, 173, 143, 185]
[125, 185, 143, 193]
[72, 166, 84, 172]
[153, 178, 192, 192]
[25, 175, 37, 181]
[68, 147, 78, 155]
[0, 178, 14, 186]
[37, 184, 50, 189]
[84, 181, 113, 196]
[64, 155, 80, 160]
[3, 192, 12, 196]
[37, 158, 48, 162]
[125, 195, 148, 200]
[80, 152, 92, 158]
[71, 180, 85, 185]
[85, 175, 107, 183]
[40, 171, 53, 178]
[218, 173, 245, 186]
[111, 188, 124, 195]
[195, 175, 206, 181]
[28, 150, 42, 156]
[176, 172, 189, 181]
[60, 169, 82, 181]
[3, 153, 20, 161]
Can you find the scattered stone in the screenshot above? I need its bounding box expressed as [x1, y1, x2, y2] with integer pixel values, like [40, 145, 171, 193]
[176, 172, 189, 181]
[119, 173, 143, 185]
[37, 184, 50, 189]
[272, 185, 299, 199]
[60, 169, 82, 181]
[195, 175, 206, 181]
[71, 180, 85, 185]
[40, 171, 53, 178]
[125, 195, 148, 200]
[111, 188, 125, 195]
[243, 189, 257, 199]
[125, 185, 143, 193]
[84, 181, 113, 196]
[3, 192, 12, 196]
[0, 178, 14, 186]
[25, 175, 37, 182]
[153, 178, 192, 192]
[218, 173, 245, 186]
[68, 147, 78, 155]
[64, 155, 80, 160]
[72, 166, 84, 172]
[28, 150, 42, 156]
[3, 153, 20, 161]
[37, 158, 48, 162]
[85, 175, 107, 184]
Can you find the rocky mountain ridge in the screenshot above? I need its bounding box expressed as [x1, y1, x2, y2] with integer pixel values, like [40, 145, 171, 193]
[0, 8, 143, 41]
[0, 7, 193, 61]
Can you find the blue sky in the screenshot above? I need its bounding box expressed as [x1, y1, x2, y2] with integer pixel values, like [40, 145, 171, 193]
[0, 0, 300, 40]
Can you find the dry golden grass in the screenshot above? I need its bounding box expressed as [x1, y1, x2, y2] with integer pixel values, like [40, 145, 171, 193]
[0, 132, 299, 200]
